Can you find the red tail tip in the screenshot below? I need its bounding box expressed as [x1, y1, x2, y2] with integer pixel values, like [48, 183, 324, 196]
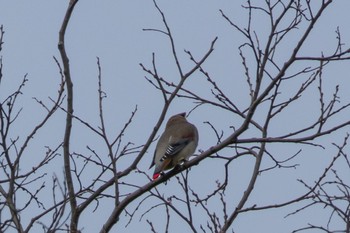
[153, 173, 160, 180]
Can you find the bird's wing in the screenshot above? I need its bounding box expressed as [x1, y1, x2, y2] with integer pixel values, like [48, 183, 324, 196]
[163, 138, 191, 159]
[149, 138, 190, 170]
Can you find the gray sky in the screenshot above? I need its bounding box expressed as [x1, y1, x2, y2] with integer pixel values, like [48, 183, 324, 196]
[1, 1, 350, 232]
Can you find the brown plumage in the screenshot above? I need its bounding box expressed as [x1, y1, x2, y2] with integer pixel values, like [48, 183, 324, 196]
[149, 112, 198, 180]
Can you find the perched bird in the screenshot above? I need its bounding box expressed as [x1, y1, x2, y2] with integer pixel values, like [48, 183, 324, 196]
[149, 112, 198, 180]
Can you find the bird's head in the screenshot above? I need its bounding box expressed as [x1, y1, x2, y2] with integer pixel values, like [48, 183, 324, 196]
[166, 112, 187, 128]
[177, 112, 186, 117]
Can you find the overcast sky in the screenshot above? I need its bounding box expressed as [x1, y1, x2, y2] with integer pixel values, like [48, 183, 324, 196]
[1, 1, 350, 232]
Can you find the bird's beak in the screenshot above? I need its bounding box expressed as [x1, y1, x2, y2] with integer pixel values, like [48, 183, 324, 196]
[178, 112, 186, 117]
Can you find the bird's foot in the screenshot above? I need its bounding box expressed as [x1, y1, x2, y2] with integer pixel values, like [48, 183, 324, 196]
[174, 159, 187, 170]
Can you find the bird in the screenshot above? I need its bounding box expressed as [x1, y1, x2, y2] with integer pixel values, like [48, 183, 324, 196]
[149, 112, 198, 180]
